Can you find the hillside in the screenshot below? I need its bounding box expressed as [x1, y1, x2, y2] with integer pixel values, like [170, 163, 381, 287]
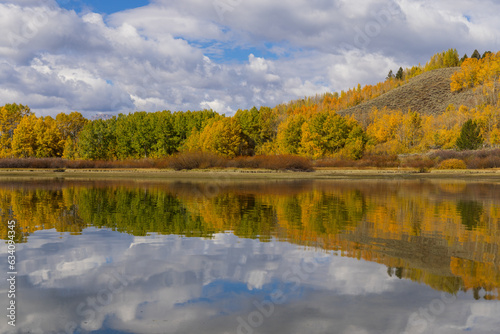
[339, 67, 477, 118]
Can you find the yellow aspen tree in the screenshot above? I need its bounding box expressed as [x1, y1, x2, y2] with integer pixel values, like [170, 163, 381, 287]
[34, 116, 64, 157]
[12, 114, 38, 157]
[0, 103, 32, 157]
[275, 115, 305, 155]
[490, 126, 500, 146]
[298, 121, 322, 158]
[182, 127, 202, 152]
[199, 118, 243, 158]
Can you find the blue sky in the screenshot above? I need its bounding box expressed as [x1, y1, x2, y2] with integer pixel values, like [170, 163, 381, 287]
[1, 0, 500, 117]
[57, 0, 151, 15]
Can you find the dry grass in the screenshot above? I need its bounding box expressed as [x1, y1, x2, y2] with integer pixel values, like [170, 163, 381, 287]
[1, 149, 498, 172]
[339, 68, 477, 121]
[400, 156, 435, 172]
[168, 152, 226, 170]
[245, 155, 313, 171]
[0, 153, 313, 172]
[315, 154, 399, 168]
[0, 158, 170, 169]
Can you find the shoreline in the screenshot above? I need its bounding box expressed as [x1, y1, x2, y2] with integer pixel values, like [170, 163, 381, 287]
[0, 167, 499, 181]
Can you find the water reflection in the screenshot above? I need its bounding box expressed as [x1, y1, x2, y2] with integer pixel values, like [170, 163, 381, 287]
[0, 179, 500, 333]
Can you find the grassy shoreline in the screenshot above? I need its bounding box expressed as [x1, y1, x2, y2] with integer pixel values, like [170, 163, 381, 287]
[0, 167, 499, 181]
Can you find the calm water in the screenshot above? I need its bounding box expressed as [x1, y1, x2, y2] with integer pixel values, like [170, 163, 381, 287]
[1, 179, 500, 334]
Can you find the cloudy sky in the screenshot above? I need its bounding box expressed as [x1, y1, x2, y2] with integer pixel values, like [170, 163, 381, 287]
[0, 0, 499, 117]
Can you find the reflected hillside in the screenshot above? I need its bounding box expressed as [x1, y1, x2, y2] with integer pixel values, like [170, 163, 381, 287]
[1, 179, 499, 299]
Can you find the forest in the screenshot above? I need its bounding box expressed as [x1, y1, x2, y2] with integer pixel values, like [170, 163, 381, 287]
[1, 49, 499, 167]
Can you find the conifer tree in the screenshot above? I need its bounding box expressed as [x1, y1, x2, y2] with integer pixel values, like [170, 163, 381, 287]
[386, 70, 394, 80]
[396, 67, 404, 80]
[456, 119, 483, 150]
[471, 49, 481, 60]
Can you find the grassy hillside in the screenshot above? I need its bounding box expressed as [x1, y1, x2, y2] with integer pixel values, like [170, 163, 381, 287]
[339, 67, 477, 118]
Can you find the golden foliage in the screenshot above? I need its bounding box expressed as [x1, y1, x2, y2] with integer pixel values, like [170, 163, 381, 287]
[451, 52, 500, 93]
[437, 159, 467, 169]
[199, 118, 244, 158]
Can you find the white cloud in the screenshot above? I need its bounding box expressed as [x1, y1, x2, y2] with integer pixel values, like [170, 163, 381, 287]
[200, 98, 234, 115]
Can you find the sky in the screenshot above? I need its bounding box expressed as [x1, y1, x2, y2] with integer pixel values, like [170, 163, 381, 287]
[0, 0, 499, 117]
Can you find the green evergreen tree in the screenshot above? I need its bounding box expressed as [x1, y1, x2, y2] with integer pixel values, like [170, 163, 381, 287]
[471, 49, 481, 60]
[386, 70, 394, 80]
[456, 119, 483, 150]
[460, 54, 468, 63]
[395, 67, 404, 80]
[482, 51, 492, 58]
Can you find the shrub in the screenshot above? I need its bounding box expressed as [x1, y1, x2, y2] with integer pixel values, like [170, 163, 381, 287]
[314, 154, 399, 168]
[429, 149, 500, 169]
[0, 158, 65, 169]
[314, 158, 356, 168]
[227, 156, 261, 169]
[168, 152, 226, 170]
[437, 159, 467, 169]
[357, 154, 400, 168]
[401, 156, 436, 172]
[466, 156, 500, 169]
[253, 155, 313, 171]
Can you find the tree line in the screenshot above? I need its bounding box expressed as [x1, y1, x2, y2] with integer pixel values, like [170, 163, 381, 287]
[1, 49, 499, 161]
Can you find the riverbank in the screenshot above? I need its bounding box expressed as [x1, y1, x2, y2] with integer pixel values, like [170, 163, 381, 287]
[0, 167, 500, 181]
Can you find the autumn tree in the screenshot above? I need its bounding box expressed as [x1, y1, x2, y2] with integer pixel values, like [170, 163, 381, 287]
[425, 49, 459, 71]
[399, 110, 423, 150]
[235, 106, 278, 155]
[55, 112, 87, 141]
[276, 115, 305, 155]
[0, 103, 32, 157]
[299, 111, 365, 158]
[34, 116, 64, 157]
[172, 110, 218, 147]
[12, 115, 63, 158]
[451, 52, 500, 92]
[12, 114, 38, 157]
[482, 51, 492, 59]
[56, 112, 88, 159]
[199, 117, 245, 157]
[450, 57, 480, 91]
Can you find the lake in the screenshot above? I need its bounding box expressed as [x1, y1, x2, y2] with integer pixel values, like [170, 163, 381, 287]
[1, 178, 500, 334]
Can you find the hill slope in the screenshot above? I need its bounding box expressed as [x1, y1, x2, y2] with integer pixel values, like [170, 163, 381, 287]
[338, 67, 477, 118]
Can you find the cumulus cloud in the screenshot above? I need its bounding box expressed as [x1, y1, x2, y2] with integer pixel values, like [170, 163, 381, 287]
[0, 0, 499, 116]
